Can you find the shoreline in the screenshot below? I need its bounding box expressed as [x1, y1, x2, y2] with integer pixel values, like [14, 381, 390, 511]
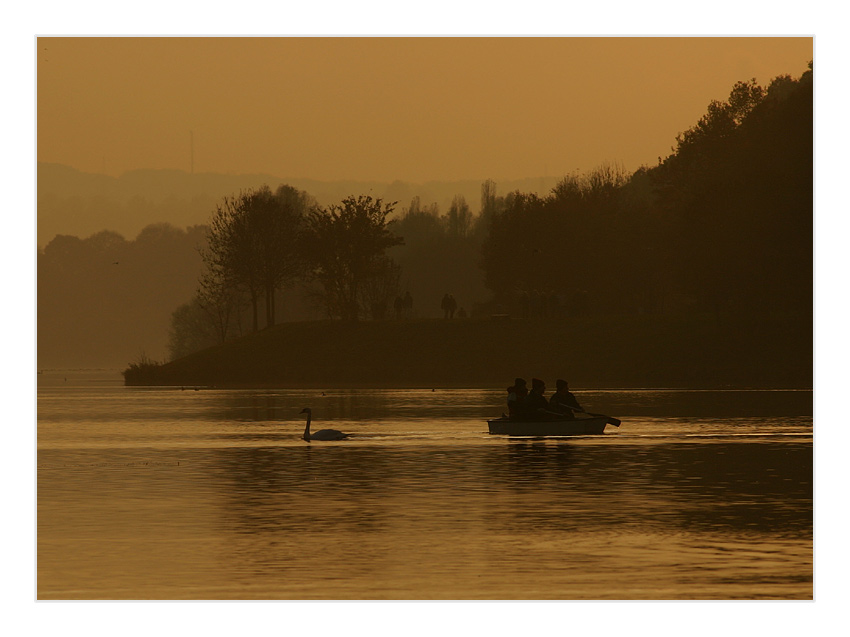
[122, 382, 814, 391]
[121, 313, 812, 391]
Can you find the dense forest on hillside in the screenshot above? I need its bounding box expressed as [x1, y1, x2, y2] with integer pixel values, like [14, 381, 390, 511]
[482, 65, 812, 318]
[38, 63, 812, 375]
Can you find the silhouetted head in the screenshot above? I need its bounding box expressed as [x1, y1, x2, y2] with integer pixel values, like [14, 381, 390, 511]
[514, 378, 527, 388]
[300, 407, 312, 415]
[532, 378, 545, 391]
[556, 379, 568, 391]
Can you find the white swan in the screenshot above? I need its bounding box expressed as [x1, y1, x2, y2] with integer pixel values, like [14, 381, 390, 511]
[300, 407, 349, 442]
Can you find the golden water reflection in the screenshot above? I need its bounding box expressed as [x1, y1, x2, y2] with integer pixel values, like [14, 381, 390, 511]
[37, 385, 812, 599]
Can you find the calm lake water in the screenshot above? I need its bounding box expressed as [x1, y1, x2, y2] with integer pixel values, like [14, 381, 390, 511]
[37, 371, 813, 600]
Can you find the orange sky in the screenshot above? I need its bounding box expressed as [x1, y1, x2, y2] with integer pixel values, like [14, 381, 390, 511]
[37, 37, 813, 182]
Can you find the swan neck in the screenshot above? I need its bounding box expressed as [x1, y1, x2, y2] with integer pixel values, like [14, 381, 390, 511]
[302, 412, 311, 441]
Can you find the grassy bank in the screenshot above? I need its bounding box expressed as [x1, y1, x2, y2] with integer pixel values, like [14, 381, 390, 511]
[124, 312, 812, 389]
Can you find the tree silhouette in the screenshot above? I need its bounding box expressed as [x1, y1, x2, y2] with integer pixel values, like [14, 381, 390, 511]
[200, 185, 309, 331]
[654, 65, 812, 314]
[475, 63, 811, 319]
[444, 195, 473, 238]
[303, 195, 403, 321]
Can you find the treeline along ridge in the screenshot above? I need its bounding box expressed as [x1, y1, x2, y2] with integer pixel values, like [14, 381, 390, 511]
[37, 63, 813, 385]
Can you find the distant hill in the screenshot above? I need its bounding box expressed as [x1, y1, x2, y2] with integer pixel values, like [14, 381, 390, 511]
[37, 162, 559, 246]
[39, 163, 551, 369]
[124, 313, 813, 390]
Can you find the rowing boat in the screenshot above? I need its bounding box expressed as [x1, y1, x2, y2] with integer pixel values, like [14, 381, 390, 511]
[487, 416, 609, 436]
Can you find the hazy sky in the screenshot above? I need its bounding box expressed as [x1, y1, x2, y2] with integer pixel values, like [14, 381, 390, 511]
[38, 37, 812, 182]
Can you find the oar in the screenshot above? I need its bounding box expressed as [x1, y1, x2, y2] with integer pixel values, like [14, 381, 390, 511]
[567, 405, 621, 427]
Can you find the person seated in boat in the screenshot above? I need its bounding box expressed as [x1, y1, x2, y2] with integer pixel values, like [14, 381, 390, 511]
[507, 378, 528, 417]
[549, 379, 582, 419]
[521, 378, 551, 418]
